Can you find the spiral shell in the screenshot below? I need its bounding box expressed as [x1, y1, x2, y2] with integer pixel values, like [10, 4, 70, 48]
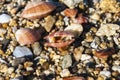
[21, 1, 56, 19]
[15, 28, 41, 46]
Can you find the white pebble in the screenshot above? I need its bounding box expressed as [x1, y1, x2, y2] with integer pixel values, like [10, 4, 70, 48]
[100, 70, 111, 77]
[112, 65, 120, 73]
[81, 54, 91, 61]
[0, 14, 11, 23]
[60, 69, 70, 77]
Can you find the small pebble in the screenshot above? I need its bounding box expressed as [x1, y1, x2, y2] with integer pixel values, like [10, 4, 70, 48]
[13, 46, 33, 58]
[60, 69, 71, 77]
[12, 57, 26, 67]
[0, 14, 11, 23]
[81, 54, 91, 61]
[100, 70, 111, 77]
[31, 42, 42, 56]
[62, 54, 72, 69]
[112, 65, 120, 73]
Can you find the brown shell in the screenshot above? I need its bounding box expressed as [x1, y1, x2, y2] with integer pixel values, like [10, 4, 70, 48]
[62, 8, 78, 18]
[94, 48, 115, 58]
[21, 1, 56, 19]
[44, 31, 75, 48]
[63, 76, 85, 80]
[74, 14, 87, 24]
[15, 28, 41, 46]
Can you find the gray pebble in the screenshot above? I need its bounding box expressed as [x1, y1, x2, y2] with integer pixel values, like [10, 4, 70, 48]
[62, 54, 72, 69]
[13, 46, 33, 58]
[12, 57, 26, 67]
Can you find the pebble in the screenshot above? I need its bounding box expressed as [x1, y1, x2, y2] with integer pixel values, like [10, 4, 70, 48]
[90, 40, 98, 49]
[60, 69, 71, 77]
[81, 54, 91, 61]
[100, 70, 111, 77]
[43, 15, 55, 32]
[7, 67, 14, 74]
[24, 61, 33, 68]
[13, 46, 33, 58]
[0, 28, 7, 35]
[12, 57, 26, 67]
[31, 42, 42, 56]
[62, 54, 72, 69]
[26, 67, 34, 72]
[0, 14, 11, 23]
[96, 24, 120, 36]
[0, 63, 8, 73]
[73, 46, 84, 61]
[90, 13, 100, 21]
[65, 23, 83, 37]
[112, 65, 120, 73]
[60, 0, 83, 9]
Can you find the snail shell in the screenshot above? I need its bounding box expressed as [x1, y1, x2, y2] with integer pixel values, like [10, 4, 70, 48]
[15, 28, 41, 46]
[21, 1, 56, 19]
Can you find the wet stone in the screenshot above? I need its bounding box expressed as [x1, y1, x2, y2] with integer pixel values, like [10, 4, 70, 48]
[13, 46, 33, 58]
[62, 54, 72, 69]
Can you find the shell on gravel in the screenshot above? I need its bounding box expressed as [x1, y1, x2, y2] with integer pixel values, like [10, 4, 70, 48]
[15, 28, 41, 46]
[21, 1, 56, 19]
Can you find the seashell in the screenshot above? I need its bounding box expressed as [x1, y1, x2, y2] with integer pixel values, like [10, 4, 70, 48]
[94, 48, 115, 58]
[44, 31, 75, 48]
[63, 76, 85, 80]
[74, 14, 87, 24]
[0, 14, 11, 24]
[64, 23, 83, 37]
[15, 28, 41, 45]
[21, 1, 56, 19]
[62, 8, 78, 18]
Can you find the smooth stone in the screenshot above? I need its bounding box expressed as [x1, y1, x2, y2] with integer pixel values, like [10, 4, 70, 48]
[0, 14, 11, 23]
[62, 54, 72, 69]
[12, 57, 26, 67]
[13, 46, 33, 58]
[31, 42, 42, 56]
